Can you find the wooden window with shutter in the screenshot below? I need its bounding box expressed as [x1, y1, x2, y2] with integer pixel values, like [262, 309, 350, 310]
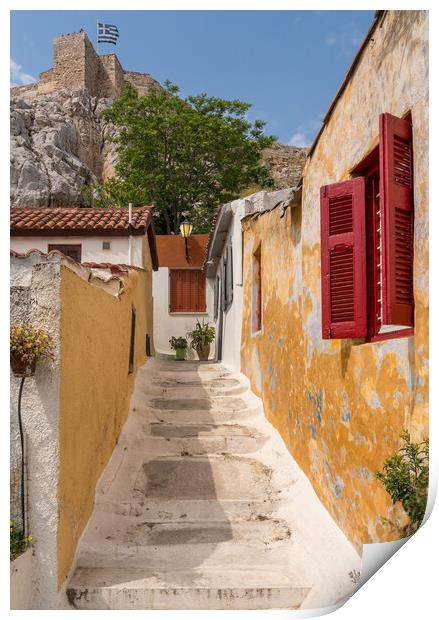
[320, 112, 414, 341]
[169, 269, 206, 313]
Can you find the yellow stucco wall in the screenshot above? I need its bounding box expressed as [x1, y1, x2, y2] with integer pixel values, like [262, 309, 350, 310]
[57, 263, 153, 587]
[241, 11, 428, 551]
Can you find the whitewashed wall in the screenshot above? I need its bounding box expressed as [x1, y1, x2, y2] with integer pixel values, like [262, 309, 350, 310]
[210, 200, 246, 371]
[153, 267, 215, 359]
[11, 235, 144, 268]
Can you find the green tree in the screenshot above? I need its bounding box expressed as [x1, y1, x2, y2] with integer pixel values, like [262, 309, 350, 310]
[92, 81, 275, 233]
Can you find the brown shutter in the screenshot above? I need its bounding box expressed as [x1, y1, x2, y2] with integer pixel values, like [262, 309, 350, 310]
[320, 178, 367, 339]
[379, 113, 414, 326]
[169, 270, 206, 312]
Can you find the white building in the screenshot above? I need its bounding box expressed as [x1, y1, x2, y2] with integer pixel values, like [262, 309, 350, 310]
[204, 188, 296, 370]
[10, 207, 159, 271]
[153, 234, 215, 358]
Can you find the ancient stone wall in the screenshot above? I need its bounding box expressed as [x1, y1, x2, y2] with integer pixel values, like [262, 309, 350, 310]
[123, 70, 162, 96]
[99, 54, 125, 98]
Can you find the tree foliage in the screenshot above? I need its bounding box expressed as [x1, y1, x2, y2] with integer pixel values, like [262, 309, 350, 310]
[91, 81, 275, 233]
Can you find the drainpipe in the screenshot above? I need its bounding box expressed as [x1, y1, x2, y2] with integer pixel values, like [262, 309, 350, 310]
[128, 202, 133, 265]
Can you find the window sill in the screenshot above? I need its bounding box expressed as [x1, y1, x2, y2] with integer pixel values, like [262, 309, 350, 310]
[367, 328, 414, 343]
[169, 311, 208, 316]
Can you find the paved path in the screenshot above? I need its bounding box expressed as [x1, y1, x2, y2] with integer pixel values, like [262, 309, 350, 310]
[67, 358, 360, 610]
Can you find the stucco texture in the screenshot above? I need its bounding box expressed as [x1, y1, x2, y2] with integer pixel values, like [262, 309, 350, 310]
[240, 11, 428, 550]
[57, 264, 152, 586]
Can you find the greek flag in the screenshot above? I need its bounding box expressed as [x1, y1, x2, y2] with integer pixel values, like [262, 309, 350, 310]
[97, 22, 120, 45]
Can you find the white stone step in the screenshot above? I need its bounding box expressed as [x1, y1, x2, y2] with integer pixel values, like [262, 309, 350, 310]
[128, 424, 267, 456]
[137, 407, 258, 425]
[67, 566, 310, 610]
[92, 497, 280, 522]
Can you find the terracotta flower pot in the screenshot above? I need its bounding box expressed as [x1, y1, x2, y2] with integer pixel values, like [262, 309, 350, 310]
[10, 355, 36, 378]
[196, 344, 210, 361]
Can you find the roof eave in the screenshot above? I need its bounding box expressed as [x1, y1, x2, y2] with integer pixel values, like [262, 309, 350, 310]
[204, 204, 233, 277]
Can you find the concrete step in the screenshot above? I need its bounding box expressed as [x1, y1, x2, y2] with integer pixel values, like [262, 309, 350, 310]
[67, 566, 310, 610]
[144, 382, 247, 397]
[138, 406, 259, 425]
[92, 497, 280, 522]
[129, 423, 267, 455]
[76, 517, 293, 569]
[146, 395, 248, 411]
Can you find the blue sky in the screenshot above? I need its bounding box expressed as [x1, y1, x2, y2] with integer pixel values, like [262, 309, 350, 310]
[10, 10, 374, 146]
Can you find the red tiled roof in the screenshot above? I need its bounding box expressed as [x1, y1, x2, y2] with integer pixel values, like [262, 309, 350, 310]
[156, 234, 209, 268]
[10, 207, 153, 236]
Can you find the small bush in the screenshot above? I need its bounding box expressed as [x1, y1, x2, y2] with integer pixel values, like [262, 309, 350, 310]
[169, 336, 188, 350]
[375, 430, 429, 537]
[10, 521, 32, 560]
[189, 320, 215, 349]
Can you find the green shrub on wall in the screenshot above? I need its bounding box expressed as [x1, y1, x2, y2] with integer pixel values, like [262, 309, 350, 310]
[375, 430, 429, 537]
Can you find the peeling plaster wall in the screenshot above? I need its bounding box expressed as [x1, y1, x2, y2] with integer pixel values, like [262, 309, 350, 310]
[57, 265, 151, 588]
[241, 11, 428, 550]
[10, 253, 154, 607]
[10, 257, 62, 609]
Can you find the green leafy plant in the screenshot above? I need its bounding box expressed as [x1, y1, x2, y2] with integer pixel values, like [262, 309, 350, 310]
[189, 320, 216, 350]
[10, 521, 32, 560]
[169, 336, 188, 351]
[10, 324, 54, 366]
[89, 81, 275, 233]
[375, 430, 429, 537]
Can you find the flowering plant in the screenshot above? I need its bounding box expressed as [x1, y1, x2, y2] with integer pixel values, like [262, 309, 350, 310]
[10, 324, 54, 366]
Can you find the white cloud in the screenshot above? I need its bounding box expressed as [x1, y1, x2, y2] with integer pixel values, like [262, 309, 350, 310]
[10, 59, 36, 87]
[325, 27, 364, 56]
[287, 132, 312, 148]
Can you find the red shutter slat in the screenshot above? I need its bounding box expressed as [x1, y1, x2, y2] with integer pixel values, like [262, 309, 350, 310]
[380, 113, 414, 326]
[320, 177, 367, 339]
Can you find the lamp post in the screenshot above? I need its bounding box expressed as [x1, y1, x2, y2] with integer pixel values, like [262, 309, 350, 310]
[180, 219, 193, 261]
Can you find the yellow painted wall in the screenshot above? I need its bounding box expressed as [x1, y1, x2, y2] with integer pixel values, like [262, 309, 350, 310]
[57, 264, 152, 586]
[241, 11, 428, 550]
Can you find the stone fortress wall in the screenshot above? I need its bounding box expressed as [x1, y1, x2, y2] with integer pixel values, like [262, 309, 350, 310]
[11, 30, 160, 101]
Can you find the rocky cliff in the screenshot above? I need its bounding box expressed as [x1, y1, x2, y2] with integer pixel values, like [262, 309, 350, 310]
[10, 88, 307, 209]
[10, 89, 116, 208]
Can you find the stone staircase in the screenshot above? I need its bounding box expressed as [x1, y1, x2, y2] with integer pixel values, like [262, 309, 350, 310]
[66, 358, 360, 610]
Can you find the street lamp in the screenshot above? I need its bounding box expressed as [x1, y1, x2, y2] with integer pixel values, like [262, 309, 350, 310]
[180, 219, 193, 260]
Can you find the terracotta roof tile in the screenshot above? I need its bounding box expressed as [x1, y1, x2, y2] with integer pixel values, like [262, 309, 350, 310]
[10, 207, 153, 235]
[155, 234, 209, 268]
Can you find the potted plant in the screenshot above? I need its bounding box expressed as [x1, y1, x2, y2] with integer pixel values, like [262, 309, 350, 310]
[10, 324, 54, 377]
[169, 336, 188, 361]
[189, 320, 216, 361]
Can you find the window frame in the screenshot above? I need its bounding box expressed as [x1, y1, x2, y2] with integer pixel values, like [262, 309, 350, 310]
[362, 154, 414, 342]
[252, 243, 262, 334]
[48, 243, 82, 262]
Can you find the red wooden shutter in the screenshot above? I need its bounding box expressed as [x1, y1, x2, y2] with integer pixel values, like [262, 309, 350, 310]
[379, 113, 414, 326]
[320, 177, 367, 339]
[169, 270, 206, 312]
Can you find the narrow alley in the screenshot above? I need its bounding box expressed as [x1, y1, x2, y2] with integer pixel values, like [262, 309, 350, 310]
[67, 358, 360, 610]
